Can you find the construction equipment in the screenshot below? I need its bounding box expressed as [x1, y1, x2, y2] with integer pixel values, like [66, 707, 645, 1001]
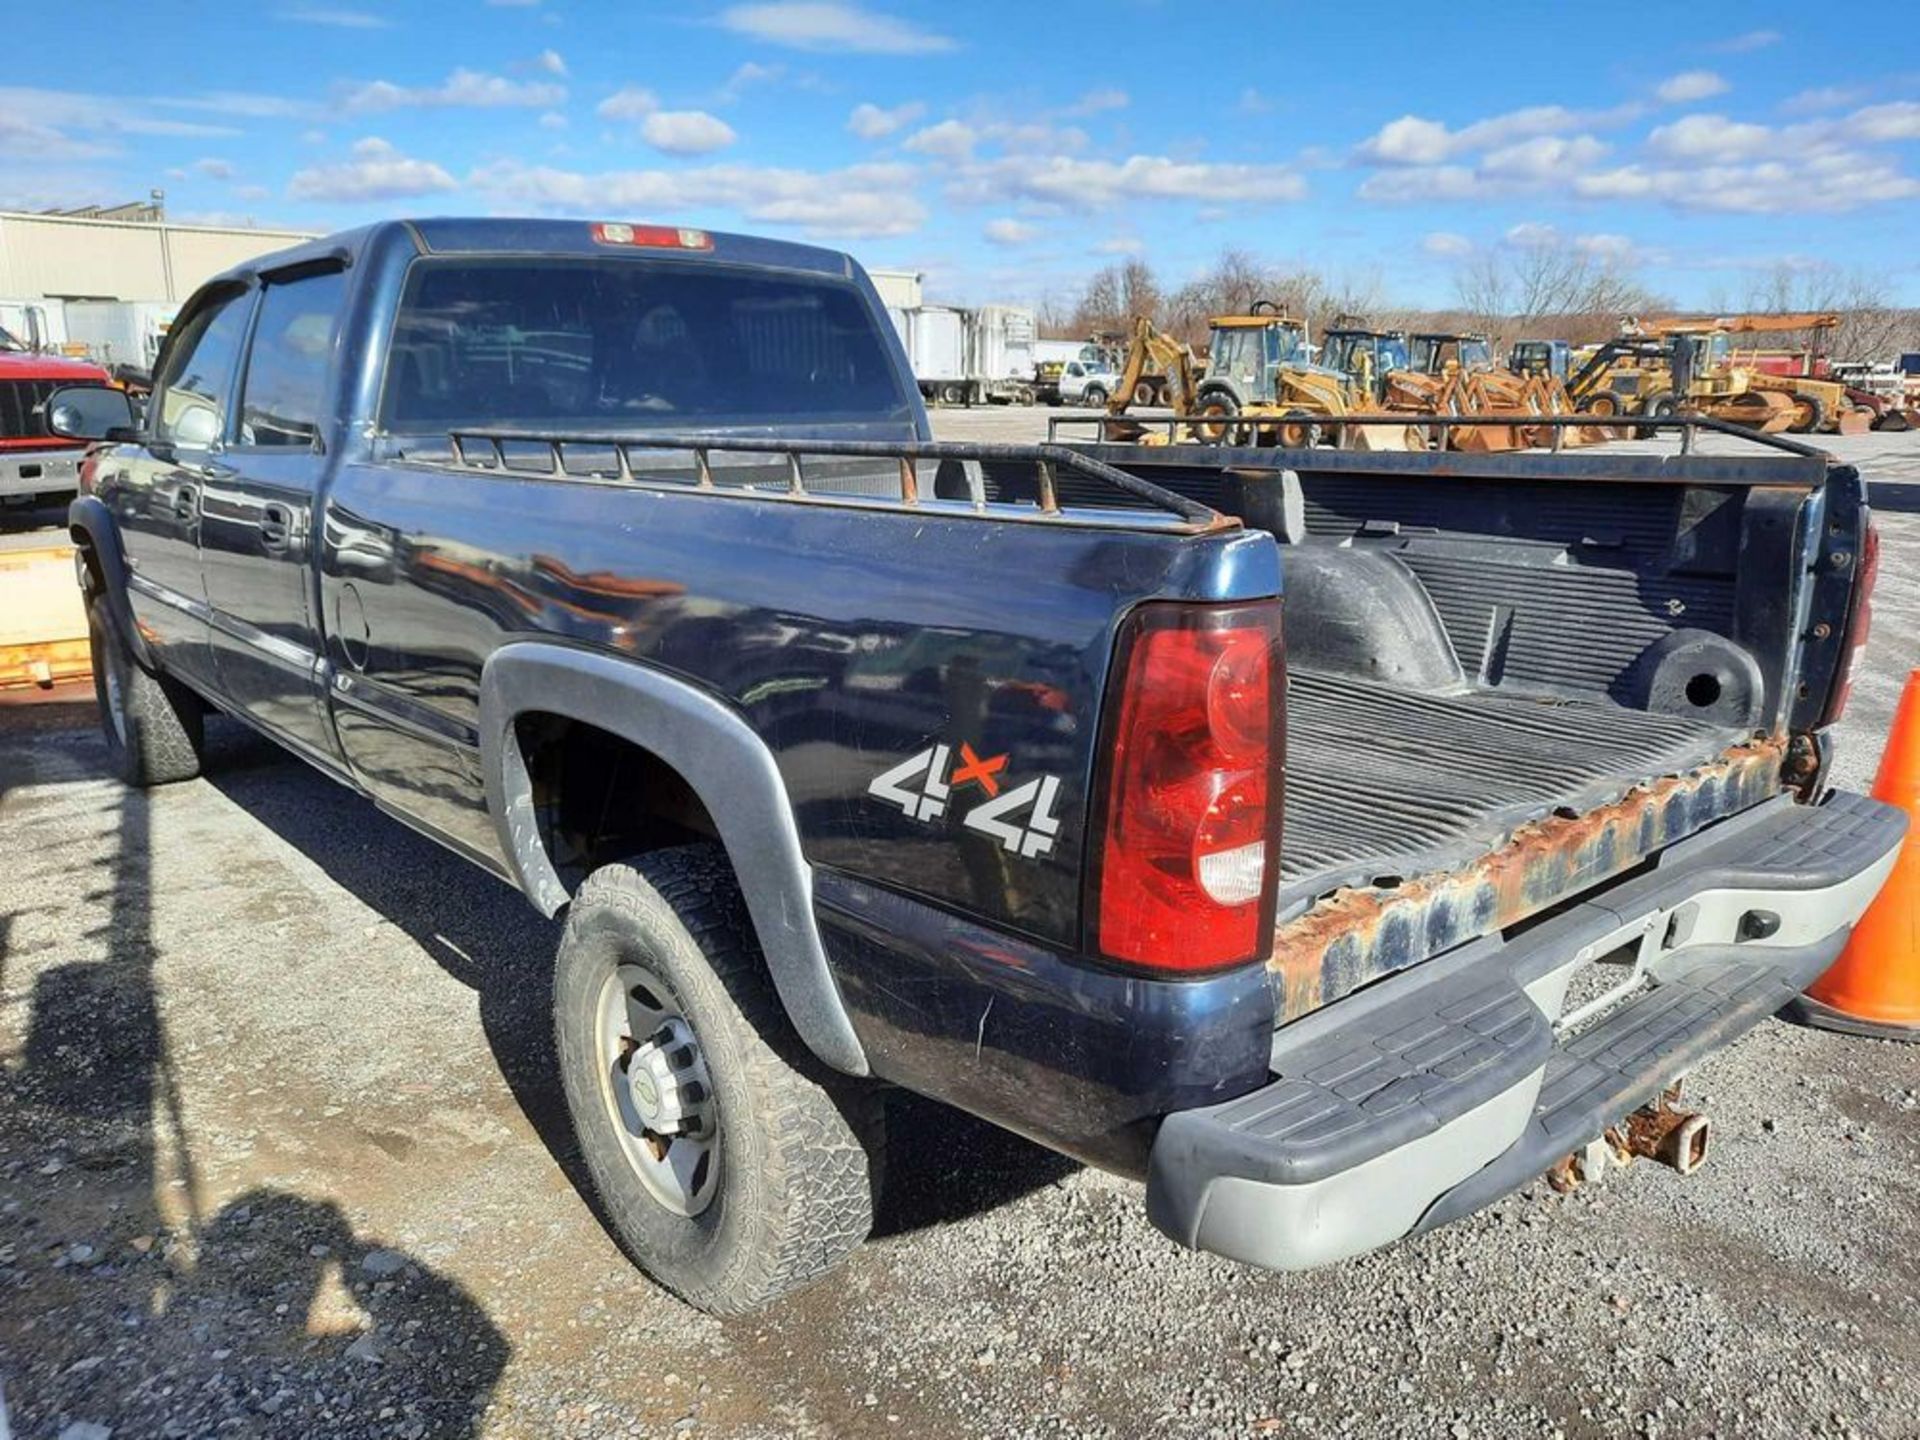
[1107, 308, 1418, 449]
[1568, 328, 1795, 433]
[1831, 362, 1920, 431]
[1405, 331, 1601, 450]
[1637, 314, 1873, 435]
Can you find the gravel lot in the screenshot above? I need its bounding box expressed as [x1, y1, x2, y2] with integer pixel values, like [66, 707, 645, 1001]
[2, 422, 1917, 1440]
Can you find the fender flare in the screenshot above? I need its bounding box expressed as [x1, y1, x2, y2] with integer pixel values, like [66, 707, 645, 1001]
[67, 494, 154, 671]
[477, 642, 868, 1077]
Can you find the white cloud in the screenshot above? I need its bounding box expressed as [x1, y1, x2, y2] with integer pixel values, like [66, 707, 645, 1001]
[1573, 151, 1920, 213]
[193, 157, 237, 181]
[640, 110, 739, 156]
[1357, 103, 1640, 165]
[903, 119, 977, 160]
[847, 100, 926, 139]
[538, 111, 568, 131]
[720, 2, 956, 55]
[1846, 101, 1920, 143]
[1655, 70, 1730, 104]
[287, 137, 457, 201]
[1780, 85, 1865, 116]
[1503, 221, 1559, 249]
[1478, 134, 1608, 179]
[344, 69, 565, 113]
[1573, 232, 1638, 262]
[596, 86, 660, 122]
[277, 5, 390, 26]
[1710, 29, 1780, 52]
[534, 49, 568, 77]
[470, 158, 929, 238]
[718, 62, 784, 103]
[1063, 88, 1129, 117]
[1237, 88, 1274, 116]
[983, 217, 1037, 245]
[160, 91, 322, 120]
[1421, 231, 1472, 258]
[954, 154, 1306, 210]
[1647, 113, 1773, 162]
[1096, 235, 1144, 255]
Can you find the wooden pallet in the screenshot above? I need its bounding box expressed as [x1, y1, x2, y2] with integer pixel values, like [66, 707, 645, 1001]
[0, 544, 90, 690]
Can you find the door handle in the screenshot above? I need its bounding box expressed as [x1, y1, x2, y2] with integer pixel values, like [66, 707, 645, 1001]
[172, 485, 198, 523]
[260, 503, 291, 551]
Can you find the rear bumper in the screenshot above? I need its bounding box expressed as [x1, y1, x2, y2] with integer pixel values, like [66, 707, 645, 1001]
[1145, 790, 1905, 1271]
[0, 448, 81, 500]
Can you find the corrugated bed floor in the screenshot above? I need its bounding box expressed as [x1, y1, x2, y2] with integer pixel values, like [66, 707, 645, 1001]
[1281, 667, 1739, 898]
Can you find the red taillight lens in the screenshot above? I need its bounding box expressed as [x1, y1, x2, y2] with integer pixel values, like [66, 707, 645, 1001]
[1820, 519, 1879, 726]
[590, 222, 714, 250]
[1089, 600, 1285, 974]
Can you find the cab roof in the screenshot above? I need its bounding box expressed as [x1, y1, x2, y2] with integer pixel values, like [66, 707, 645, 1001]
[1210, 314, 1305, 329]
[204, 217, 860, 290]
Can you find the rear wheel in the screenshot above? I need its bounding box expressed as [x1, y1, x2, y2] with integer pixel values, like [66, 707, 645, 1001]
[87, 592, 204, 786]
[1788, 393, 1827, 434]
[554, 847, 883, 1314]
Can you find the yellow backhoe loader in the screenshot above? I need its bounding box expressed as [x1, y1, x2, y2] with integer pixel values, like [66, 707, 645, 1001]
[1106, 306, 1420, 449]
[1638, 313, 1873, 435]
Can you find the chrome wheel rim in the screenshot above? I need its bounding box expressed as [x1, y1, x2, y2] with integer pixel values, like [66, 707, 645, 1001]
[594, 962, 719, 1217]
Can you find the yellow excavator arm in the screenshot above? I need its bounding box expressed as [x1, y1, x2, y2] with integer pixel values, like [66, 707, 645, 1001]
[1109, 315, 1199, 416]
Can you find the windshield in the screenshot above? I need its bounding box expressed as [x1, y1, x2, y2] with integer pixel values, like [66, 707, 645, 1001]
[1209, 327, 1264, 384]
[381, 258, 916, 432]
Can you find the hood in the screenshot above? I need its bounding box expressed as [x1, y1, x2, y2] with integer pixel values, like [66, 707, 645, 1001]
[0, 351, 111, 383]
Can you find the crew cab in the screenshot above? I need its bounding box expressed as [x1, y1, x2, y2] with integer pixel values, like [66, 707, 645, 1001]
[0, 325, 111, 504]
[50, 218, 1901, 1314]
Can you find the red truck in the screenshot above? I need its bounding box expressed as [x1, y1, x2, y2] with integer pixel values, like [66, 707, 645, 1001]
[0, 325, 112, 505]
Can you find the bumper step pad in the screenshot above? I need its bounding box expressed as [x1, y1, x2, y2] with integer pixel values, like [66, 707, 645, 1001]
[1147, 790, 1906, 1267]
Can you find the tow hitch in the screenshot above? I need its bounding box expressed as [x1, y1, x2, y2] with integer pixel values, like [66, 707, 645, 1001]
[1547, 1085, 1710, 1193]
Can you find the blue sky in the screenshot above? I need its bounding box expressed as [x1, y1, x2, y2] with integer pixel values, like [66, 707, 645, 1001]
[5, 2, 1918, 308]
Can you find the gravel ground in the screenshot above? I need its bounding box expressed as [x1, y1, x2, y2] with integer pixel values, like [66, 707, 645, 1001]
[1, 423, 1917, 1440]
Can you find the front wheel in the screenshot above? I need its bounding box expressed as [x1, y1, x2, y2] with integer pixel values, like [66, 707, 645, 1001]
[88, 592, 204, 786]
[1082, 384, 1109, 409]
[554, 847, 883, 1314]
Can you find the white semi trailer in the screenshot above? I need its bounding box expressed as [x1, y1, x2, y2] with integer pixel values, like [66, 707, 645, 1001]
[898, 303, 1037, 406]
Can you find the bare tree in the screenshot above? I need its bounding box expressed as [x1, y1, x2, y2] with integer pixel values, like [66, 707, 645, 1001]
[1452, 240, 1665, 347]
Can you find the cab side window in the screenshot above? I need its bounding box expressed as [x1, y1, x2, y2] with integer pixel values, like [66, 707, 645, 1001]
[153, 289, 252, 449]
[239, 270, 348, 450]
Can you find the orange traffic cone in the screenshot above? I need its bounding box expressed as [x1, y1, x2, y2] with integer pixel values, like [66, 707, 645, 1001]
[1789, 669, 1920, 1041]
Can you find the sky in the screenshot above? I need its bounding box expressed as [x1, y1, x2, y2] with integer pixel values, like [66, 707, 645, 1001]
[4, 1, 1918, 310]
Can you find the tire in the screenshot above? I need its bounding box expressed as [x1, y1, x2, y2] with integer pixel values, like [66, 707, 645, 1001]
[87, 591, 204, 786]
[939, 383, 966, 407]
[1636, 390, 1676, 438]
[554, 846, 883, 1314]
[1278, 408, 1322, 448]
[1788, 393, 1827, 434]
[1082, 385, 1108, 409]
[1132, 381, 1158, 408]
[1193, 389, 1245, 446]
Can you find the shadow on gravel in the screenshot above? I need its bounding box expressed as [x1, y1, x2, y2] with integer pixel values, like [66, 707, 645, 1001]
[195, 718, 1083, 1248]
[0, 713, 507, 1437]
[873, 1092, 1081, 1239]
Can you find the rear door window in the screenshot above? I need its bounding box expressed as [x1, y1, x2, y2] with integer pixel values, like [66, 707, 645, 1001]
[238, 268, 348, 450]
[381, 259, 914, 431]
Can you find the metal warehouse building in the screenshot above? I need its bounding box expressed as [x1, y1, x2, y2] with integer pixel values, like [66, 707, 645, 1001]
[0, 209, 319, 303]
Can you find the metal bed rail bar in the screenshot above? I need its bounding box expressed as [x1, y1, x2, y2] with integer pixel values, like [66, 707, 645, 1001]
[441, 428, 1231, 532]
[1044, 410, 1832, 460]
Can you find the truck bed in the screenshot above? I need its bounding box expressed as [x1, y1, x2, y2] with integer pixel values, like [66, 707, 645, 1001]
[1281, 668, 1740, 903]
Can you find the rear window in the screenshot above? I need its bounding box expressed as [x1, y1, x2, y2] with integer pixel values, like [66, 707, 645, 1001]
[380, 258, 913, 432]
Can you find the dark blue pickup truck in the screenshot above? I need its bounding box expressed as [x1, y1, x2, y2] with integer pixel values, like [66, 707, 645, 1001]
[48, 218, 1901, 1314]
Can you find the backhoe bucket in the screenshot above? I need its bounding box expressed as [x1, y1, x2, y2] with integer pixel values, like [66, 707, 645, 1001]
[1836, 409, 1874, 436]
[1342, 422, 1423, 452]
[1449, 422, 1521, 453]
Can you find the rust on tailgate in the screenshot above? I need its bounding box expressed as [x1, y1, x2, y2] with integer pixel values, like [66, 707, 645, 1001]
[1268, 733, 1788, 1023]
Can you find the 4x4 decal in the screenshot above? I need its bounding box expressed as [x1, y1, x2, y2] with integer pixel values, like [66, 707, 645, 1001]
[868, 743, 1063, 858]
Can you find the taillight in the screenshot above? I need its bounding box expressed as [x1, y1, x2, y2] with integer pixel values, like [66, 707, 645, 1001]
[1088, 600, 1285, 974]
[1820, 519, 1879, 726]
[590, 222, 714, 250]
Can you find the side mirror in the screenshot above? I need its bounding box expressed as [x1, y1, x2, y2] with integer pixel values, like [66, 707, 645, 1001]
[44, 385, 137, 442]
